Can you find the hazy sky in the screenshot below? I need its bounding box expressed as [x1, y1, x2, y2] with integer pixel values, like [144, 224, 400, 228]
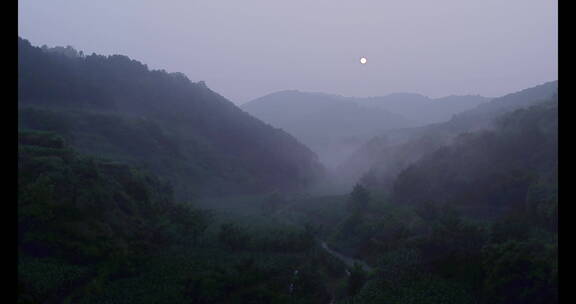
[19, 0, 557, 104]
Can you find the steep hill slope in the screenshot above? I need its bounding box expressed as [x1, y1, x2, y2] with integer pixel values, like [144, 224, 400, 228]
[18, 38, 324, 199]
[338, 81, 557, 189]
[18, 131, 335, 303]
[392, 97, 557, 218]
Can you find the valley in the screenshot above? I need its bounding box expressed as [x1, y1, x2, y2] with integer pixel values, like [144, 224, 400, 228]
[18, 36, 557, 304]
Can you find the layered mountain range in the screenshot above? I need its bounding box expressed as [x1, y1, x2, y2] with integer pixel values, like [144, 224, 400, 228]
[338, 80, 558, 190]
[242, 90, 489, 168]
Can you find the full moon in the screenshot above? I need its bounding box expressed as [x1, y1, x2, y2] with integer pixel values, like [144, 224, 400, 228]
[360, 57, 367, 64]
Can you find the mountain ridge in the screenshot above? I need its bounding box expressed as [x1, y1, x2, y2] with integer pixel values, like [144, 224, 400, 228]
[18, 37, 325, 199]
[338, 80, 558, 190]
[242, 90, 414, 169]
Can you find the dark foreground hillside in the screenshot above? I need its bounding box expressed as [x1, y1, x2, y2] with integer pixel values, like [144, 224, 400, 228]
[321, 97, 557, 304]
[18, 37, 324, 199]
[18, 131, 343, 303]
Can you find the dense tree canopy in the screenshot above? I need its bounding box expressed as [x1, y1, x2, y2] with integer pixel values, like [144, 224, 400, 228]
[392, 98, 557, 219]
[17, 36, 557, 304]
[18, 37, 324, 199]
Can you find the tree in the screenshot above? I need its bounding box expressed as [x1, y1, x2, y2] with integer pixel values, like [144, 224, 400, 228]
[347, 184, 370, 214]
[347, 263, 368, 300]
[482, 240, 557, 304]
[260, 192, 285, 216]
[218, 223, 251, 251]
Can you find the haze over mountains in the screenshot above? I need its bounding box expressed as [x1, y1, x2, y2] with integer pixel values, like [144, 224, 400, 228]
[18, 37, 324, 199]
[338, 80, 558, 190]
[358, 93, 491, 125]
[242, 91, 412, 168]
[242, 90, 490, 168]
[17, 34, 557, 208]
[392, 97, 557, 216]
[17, 34, 558, 304]
[18, 0, 558, 300]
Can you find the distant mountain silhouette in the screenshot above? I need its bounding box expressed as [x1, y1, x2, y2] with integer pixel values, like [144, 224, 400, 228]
[357, 93, 491, 125]
[242, 90, 414, 168]
[242, 89, 490, 169]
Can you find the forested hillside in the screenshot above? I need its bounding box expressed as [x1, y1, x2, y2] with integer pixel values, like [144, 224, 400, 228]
[18, 131, 339, 303]
[18, 1, 557, 303]
[393, 97, 557, 217]
[318, 95, 557, 304]
[338, 81, 558, 189]
[18, 38, 324, 199]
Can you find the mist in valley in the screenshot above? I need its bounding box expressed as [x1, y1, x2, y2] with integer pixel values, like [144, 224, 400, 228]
[18, 1, 557, 303]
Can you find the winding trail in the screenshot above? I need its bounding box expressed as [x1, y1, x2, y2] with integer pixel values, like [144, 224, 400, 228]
[274, 202, 374, 273]
[317, 240, 373, 304]
[318, 240, 373, 273]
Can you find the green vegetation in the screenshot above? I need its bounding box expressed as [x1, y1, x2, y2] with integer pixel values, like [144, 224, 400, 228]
[17, 36, 557, 303]
[18, 37, 324, 200]
[392, 98, 557, 218]
[18, 131, 340, 303]
[325, 98, 558, 303]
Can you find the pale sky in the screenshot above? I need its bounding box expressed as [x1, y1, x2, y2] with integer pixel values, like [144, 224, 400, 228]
[19, 0, 558, 104]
